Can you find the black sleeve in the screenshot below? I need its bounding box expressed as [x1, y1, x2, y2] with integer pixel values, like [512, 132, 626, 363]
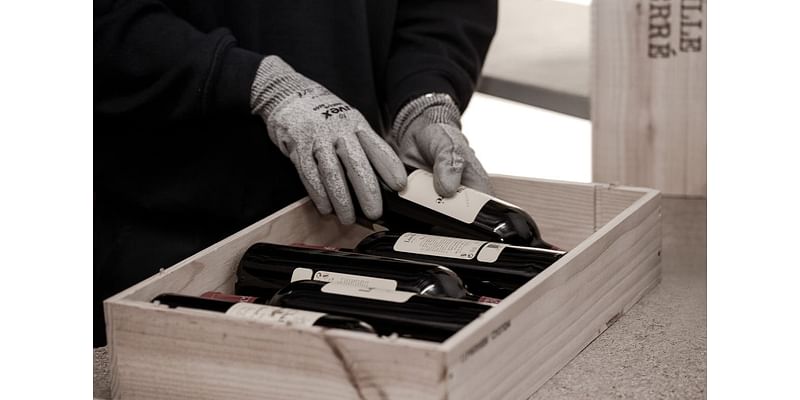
[384, 0, 498, 120]
[94, 0, 265, 120]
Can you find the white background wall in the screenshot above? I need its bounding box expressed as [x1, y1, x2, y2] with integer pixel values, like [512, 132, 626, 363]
[465, 0, 592, 184]
[462, 93, 591, 183]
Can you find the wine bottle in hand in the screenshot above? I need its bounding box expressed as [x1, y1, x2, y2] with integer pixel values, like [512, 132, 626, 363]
[362, 168, 562, 250]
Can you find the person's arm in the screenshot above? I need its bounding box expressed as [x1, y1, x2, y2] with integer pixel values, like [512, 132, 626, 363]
[384, 0, 498, 196]
[384, 0, 497, 118]
[94, 0, 263, 120]
[95, 0, 407, 224]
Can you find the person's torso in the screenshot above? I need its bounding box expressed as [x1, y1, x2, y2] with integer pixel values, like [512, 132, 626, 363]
[96, 0, 398, 232]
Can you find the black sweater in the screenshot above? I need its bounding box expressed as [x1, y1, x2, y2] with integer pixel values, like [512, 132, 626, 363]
[94, 0, 496, 345]
[95, 0, 496, 230]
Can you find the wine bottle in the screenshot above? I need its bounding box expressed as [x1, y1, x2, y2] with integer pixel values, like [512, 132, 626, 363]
[362, 168, 562, 250]
[235, 242, 481, 302]
[200, 291, 260, 303]
[270, 280, 491, 342]
[354, 231, 566, 299]
[152, 292, 376, 333]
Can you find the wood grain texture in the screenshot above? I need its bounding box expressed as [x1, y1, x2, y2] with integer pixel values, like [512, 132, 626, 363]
[592, 0, 706, 196]
[595, 184, 652, 228]
[104, 180, 662, 400]
[444, 190, 661, 399]
[106, 300, 443, 400]
[104, 197, 447, 400]
[490, 175, 596, 250]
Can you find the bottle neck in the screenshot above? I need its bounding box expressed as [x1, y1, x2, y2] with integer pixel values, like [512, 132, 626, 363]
[200, 292, 267, 304]
[462, 291, 502, 306]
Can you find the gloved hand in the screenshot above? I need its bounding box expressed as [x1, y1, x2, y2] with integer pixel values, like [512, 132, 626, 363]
[250, 56, 407, 224]
[388, 93, 492, 197]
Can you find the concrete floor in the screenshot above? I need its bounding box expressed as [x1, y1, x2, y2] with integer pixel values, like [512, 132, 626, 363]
[528, 197, 707, 399]
[93, 197, 707, 399]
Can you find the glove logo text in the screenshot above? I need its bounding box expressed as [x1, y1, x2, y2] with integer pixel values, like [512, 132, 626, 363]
[320, 104, 351, 120]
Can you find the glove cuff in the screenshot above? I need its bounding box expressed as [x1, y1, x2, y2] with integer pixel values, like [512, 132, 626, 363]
[250, 55, 316, 117]
[392, 93, 461, 140]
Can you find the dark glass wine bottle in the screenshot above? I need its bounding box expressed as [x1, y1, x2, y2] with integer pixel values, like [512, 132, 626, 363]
[200, 291, 260, 303]
[235, 242, 478, 302]
[152, 292, 376, 333]
[353, 231, 566, 299]
[269, 280, 491, 342]
[360, 168, 562, 251]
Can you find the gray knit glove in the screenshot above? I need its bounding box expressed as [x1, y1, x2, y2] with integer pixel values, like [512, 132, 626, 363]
[250, 56, 407, 224]
[389, 93, 492, 197]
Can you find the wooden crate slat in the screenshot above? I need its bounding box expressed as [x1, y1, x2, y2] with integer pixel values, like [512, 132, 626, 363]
[450, 211, 659, 399]
[595, 184, 650, 228]
[442, 188, 660, 358]
[107, 300, 445, 400]
[108, 301, 363, 399]
[504, 260, 660, 400]
[444, 190, 660, 398]
[491, 175, 596, 250]
[685, 38, 707, 196]
[317, 334, 448, 400]
[105, 177, 663, 400]
[591, 0, 706, 196]
[483, 223, 660, 400]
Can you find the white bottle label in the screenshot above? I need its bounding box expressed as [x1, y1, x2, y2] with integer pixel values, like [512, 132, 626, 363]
[290, 267, 398, 291]
[290, 267, 313, 282]
[321, 283, 415, 303]
[398, 170, 493, 224]
[393, 232, 487, 260]
[476, 243, 509, 263]
[312, 270, 398, 291]
[225, 303, 325, 327]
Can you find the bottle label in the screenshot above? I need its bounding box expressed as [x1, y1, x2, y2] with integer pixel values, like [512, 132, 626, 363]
[290, 267, 398, 291]
[290, 267, 314, 282]
[312, 270, 398, 291]
[225, 303, 325, 326]
[321, 283, 415, 303]
[398, 170, 493, 224]
[393, 232, 487, 260]
[475, 243, 509, 263]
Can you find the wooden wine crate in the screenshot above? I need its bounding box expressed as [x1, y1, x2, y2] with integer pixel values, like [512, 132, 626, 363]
[104, 175, 661, 400]
[592, 0, 706, 196]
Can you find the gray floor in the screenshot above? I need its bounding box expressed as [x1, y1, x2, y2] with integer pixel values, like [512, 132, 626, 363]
[93, 197, 706, 399]
[528, 197, 707, 399]
[482, 9, 708, 396]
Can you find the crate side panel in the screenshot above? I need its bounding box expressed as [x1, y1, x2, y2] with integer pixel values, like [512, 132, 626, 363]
[107, 302, 446, 400]
[485, 219, 661, 400]
[592, 0, 706, 196]
[595, 185, 648, 228]
[322, 334, 449, 400]
[445, 192, 661, 399]
[490, 175, 595, 250]
[445, 190, 660, 359]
